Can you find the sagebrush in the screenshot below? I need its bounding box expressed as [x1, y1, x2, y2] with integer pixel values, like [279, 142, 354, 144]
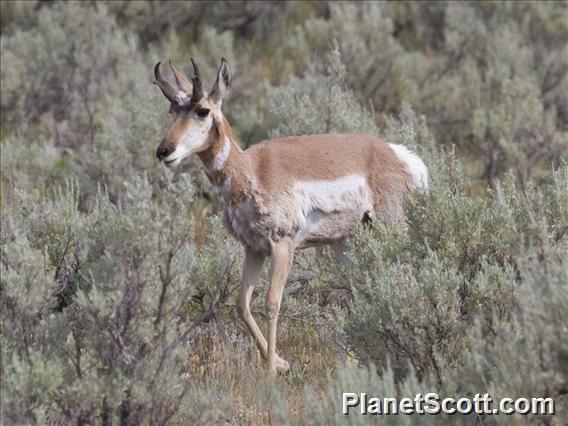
[1, 2, 566, 424]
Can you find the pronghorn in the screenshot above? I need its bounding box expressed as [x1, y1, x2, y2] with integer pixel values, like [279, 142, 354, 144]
[153, 58, 428, 376]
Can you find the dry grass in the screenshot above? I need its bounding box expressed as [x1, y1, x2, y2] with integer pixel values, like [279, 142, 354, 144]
[186, 316, 344, 425]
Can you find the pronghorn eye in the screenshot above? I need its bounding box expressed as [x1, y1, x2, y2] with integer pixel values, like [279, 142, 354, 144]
[196, 108, 210, 118]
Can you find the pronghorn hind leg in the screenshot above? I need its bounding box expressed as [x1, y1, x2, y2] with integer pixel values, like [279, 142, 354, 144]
[266, 237, 295, 377]
[236, 247, 289, 372]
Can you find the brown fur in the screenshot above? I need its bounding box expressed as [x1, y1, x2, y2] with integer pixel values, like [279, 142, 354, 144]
[198, 122, 411, 221]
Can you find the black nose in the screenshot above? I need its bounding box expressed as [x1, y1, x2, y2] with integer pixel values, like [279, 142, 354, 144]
[156, 142, 174, 161]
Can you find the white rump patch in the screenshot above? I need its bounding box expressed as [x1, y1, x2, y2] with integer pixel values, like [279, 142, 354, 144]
[388, 144, 429, 190]
[211, 137, 231, 170]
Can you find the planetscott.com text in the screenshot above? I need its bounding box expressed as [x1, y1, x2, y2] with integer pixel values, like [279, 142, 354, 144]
[342, 392, 555, 416]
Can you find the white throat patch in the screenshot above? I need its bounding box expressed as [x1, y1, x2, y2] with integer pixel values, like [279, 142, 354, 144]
[211, 137, 231, 171]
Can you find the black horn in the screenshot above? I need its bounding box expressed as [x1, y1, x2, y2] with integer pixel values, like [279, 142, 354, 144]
[169, 60, 193, 96]
[153, 62, 180, 104]
[190, 57, 204, 102]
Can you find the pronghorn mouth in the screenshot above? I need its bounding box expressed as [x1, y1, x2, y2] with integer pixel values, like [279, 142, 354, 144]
[164, 153, 190, 166]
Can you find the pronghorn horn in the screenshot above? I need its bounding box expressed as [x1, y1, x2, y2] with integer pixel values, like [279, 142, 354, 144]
[169, 60, 193, 96]
[153, 62, 183, 105]
[190, 57, 204, 102]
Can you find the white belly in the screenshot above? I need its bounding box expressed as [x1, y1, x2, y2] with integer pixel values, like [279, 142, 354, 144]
[221, 175, 374, 252]
[292, 175, 373, 246]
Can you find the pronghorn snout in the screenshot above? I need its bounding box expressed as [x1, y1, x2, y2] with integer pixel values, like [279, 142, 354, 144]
[156, 140, 175, 161]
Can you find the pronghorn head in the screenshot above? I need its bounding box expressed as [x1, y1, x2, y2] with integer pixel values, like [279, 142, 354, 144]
[154, 58, 231, 167]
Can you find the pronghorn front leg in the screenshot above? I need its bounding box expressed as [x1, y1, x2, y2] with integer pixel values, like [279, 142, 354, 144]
[236, 247, 289, 372]
[266, 237, 295, 377]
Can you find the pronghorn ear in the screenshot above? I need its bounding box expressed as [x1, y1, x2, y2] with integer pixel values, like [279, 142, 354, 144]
[209, 58, 231, 104]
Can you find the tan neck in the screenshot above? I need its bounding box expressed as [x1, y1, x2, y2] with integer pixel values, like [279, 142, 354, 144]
[197, 116, 249, 201]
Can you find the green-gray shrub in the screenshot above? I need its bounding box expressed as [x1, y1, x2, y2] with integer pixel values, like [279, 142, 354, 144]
[1, 173, 242, 424]
[1, 2, 567, 424]
[267, 43, 378, 138]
